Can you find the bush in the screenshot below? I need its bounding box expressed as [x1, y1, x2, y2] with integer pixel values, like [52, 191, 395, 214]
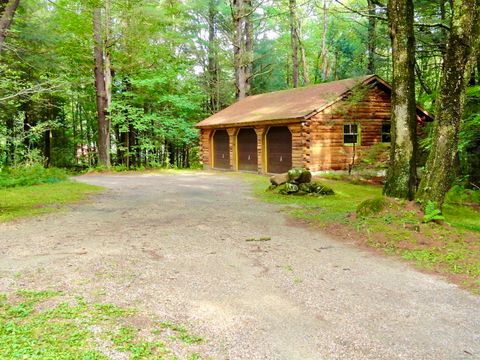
[0, 165, 68, 188]
[445, 185, 480, 205]
[357, 197, 386, 217]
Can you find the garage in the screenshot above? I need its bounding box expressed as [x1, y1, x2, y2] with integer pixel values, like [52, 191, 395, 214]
[237, 128, 258, 172]
[213, 130, 230, 169]
[266, 126, 292, 173]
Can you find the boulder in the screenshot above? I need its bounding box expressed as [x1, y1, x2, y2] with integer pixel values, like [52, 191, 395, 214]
[284, 182, 299, 194]
[287, 168, 312, 184]
[270, 173, 288, 186]
[310, 182, 335, 195]
[278, 182, 299, 194]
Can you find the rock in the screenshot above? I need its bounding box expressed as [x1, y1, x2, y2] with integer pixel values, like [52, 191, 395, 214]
[278, 182, 299, 194]
[285, 183, 299, 194]
[310, 182, 335, 195]
[287, 168, 312, 184]
[270, 173, 288, 186]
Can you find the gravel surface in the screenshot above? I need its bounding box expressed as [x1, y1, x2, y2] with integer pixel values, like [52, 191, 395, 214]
[0, 171, 479, 359]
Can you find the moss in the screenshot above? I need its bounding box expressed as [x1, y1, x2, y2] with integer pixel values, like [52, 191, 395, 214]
[309, 182, 335, 195]
[287, 168, 311, 183]
[356, 197, 386, 217]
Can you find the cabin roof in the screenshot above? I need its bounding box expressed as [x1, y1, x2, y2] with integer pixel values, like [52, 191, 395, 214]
[196, 75, 433, 128]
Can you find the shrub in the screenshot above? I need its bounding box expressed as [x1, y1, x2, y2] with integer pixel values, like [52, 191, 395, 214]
[445, 185, 480, 205]
[357, 197, 386, 217]
[0, 165, 68, 188]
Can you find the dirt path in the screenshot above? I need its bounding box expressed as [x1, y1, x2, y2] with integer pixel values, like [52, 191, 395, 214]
[0, 172, 478, 359]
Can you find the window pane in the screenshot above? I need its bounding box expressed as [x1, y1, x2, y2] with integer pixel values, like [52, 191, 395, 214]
[344, 124, 350, 133]
[351, 124, 358, 133]
[382, 123, 391, 143]
[344, 134, 357, 144]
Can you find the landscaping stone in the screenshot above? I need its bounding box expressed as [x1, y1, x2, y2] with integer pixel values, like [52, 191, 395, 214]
[270, 173, 288, 186]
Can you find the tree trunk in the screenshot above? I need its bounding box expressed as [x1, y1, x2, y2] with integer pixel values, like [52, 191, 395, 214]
[104, 0, 113, 109]
[417, 0, 480, 208]
[244, 0, 253, 96]
[0, 0, 20, 53]
[289, 0, 299, 88]
[367, 0, 376, 74]
[321, 0, 328, 81]
[232, 0, 253, 100]
[298, 25, 310, 85]
[383, 0, 417, 200]
[207, 0, 219, 112]
[93, 7, 110, 167]
[232, 0, 246, 100]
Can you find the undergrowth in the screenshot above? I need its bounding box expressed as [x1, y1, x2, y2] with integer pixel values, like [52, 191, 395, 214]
[0, 165, 67, 188]
[0, 290, 204, 359]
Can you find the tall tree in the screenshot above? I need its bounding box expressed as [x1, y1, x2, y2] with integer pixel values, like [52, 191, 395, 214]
[244, 0, 253, 95]
[289, 0, 299, 87]
[0, 0, 20, 53]
[104, 0, 113, 109]
[298, 26, 310, 85]
[383, 0, 417, 200]
[366, 0, 376, 74]
[207, 0, 219, 112]
[93, 7, 110, 167]
[231, 0, 253, 100]
[320, 0, 328, 81]
[417, 0, 480, 208]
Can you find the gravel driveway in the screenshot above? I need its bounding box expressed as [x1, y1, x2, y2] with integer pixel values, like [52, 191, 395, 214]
[0, 171, 479, 359]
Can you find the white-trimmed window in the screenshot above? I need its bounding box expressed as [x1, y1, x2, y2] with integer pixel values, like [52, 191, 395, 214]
[343, 124, 359, 145]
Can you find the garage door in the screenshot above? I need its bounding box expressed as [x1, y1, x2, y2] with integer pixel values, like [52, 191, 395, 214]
[237, 128, 258, 172]
[267, 126, 292, 173]
[213, 130, 230, 169]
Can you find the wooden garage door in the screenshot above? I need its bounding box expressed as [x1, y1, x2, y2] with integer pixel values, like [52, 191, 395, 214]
[213, 130, 230, 169]
[237, 128, 258, 172]
[267, 126, 292, 173]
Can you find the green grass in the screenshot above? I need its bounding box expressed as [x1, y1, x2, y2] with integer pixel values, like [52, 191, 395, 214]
[0, 165, 68, 188]
[239, 172, 480, 292]
[0, 290, 204, 359]
[0, 181, 103, 222]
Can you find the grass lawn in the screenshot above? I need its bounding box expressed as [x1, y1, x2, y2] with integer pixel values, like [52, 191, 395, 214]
[239, 173, 480, 293]
[0, 290, 202, 359]
[0, 181, 103, 222]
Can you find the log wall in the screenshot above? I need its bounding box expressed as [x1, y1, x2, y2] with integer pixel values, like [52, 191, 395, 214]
[307, 87, 391, 172]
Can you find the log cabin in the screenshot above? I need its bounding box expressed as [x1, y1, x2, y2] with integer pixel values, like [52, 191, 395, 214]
[196, 75, 433, 174]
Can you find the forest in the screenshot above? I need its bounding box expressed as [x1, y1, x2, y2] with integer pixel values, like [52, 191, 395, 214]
[0, 0, 479, 208]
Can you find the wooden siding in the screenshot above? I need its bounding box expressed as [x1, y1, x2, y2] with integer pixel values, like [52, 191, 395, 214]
[199, 85, 409, 173]
[307, 87, 391, 172]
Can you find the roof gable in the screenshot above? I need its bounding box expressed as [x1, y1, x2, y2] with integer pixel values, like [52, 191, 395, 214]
[196, 75, 433, 128]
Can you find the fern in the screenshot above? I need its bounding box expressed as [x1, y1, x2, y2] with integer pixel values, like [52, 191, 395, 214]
[423, 201, 445, 223]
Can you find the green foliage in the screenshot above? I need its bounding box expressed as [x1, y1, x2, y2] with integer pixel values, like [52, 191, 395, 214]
[423, 201, 445, 223]
[356, 197, 386, 217]
[0, 165, 67, 188]
[445, 185, 480, 205]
